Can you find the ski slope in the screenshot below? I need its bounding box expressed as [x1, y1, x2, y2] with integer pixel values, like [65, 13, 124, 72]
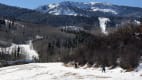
[0, 41, 39, 60]
[0, 63, 141, 80]
[99, 17, 110, 35]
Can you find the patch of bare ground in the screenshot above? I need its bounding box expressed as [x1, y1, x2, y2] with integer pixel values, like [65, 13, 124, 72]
[63, 62, 75, 67]
[62, 72, 84, 79]
[95, 75, 111, 79]
[63, 72, 78, 77]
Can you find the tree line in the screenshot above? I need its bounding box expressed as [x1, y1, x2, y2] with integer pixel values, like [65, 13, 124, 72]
[33, 24, 142, 70]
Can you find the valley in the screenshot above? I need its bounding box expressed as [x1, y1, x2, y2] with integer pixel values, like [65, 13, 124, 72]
[0, 1, 142, 80]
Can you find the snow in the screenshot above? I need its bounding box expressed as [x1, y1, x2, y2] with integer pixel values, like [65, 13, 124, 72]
[19, 41, 39, 60]
[4, 19, 13, 27]
[35, 35, 43, 39]
[36, 1, 118, 16]
[98, 17, 110, 35]
[48, 4, 59, 9]
[89, 2, 100, 5]
[134, 20, 141, 25]
[91, 8, 117, 14]
[62, 9, 77, 16]
[0, 41, 39, 60]
[136, 63, 142, 72]
[48, 7, 78, 16]
[0, 62, 141, 80]
[48, 9, 60, 15]
[60, 26, 84, 32]
[4, 19, 25, 28]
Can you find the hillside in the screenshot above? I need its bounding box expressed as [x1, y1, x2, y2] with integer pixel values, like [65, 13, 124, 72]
[0, 1, 142, 75]
[0, 63, 141, 80]
[37, 1, 142, 17]
[0, 2, 142, 28]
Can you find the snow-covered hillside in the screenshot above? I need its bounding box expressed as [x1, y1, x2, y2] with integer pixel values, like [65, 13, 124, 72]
[99, 17, 110, 34]
[36, 1, 118, 16]
[0, 63, 141, 80]
[0, 41, 39, 60]
[36, 1, 142, 17]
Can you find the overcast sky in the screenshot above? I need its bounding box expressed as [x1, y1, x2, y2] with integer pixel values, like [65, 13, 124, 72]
[0, 0, 142, 9]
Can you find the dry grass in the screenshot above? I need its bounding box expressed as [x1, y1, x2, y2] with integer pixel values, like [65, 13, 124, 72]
[63, 62, 75, 67]
[95, 75, 111, 78]
[126, 68, 135, 72]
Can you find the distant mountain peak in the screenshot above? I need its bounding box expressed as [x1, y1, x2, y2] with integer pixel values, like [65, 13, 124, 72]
[36, 1, 118, 16]
[36, 1, 142, 17]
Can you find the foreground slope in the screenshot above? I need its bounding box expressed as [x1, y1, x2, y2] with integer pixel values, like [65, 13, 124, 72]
[0, 63, 141, 80]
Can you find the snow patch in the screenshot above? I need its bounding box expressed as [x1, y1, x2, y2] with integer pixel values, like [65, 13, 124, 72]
[98, 17, 110, 35]
[89, 2, 100, 5]
[60, 26, 84, 32]
[0, 41, 39, 60]
[92, 7, 117, 14]
[4, 19, 13, 27]
[35, 35, 43, 39]
[135, 63, 142, 72]
[48, 8, 78, 16]
[134, 20, 141, 25]
[48, 4, 59, 9]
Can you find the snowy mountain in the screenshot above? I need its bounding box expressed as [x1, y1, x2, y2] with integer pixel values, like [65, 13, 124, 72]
[36, 1, 142, 17]
[0, 2, 141, 28]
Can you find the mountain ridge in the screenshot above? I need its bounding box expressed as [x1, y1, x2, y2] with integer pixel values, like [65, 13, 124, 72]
[0, 1, 141, 29]
[36, 1, 142, 17]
